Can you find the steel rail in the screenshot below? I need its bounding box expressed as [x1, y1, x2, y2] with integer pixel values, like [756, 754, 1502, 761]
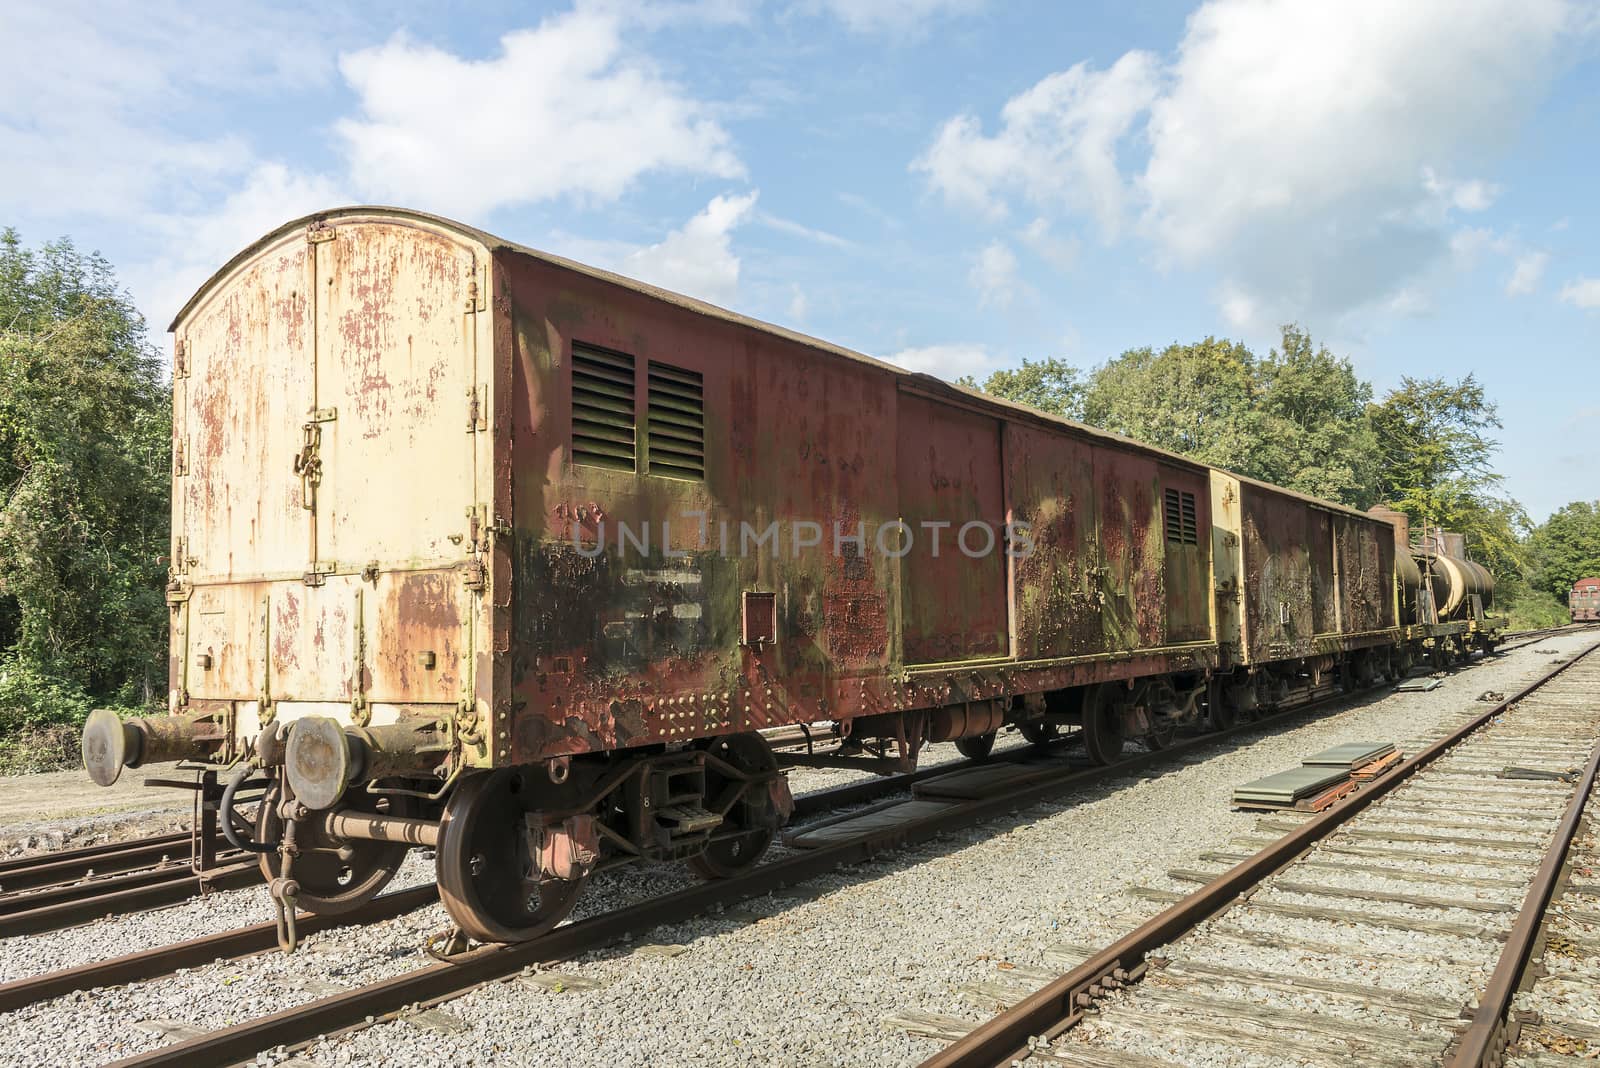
[1447, 697, 1600, 1066]
[918, 638, 1600, 1068]
[0, 832, 193, 891]
[101, 660, 1453, 1068]
[0, 861, 262, 939]
[0, 853, 241, 919]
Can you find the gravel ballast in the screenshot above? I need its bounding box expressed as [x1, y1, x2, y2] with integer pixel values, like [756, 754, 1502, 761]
[0, 631, 1592, 1067]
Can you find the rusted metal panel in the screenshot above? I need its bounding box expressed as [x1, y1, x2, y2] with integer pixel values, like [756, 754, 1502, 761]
[501, 253, 901, 759]
[312, 221, 483, 569]
[1209, 472, 1244, 665]
[1157, 463, 1211, 644]
[1003, 423, 1101, 660]
[896, 393, 1008, 665]
[1333, 513, 1389, 632]
[1309, 510, 1334, 634]
[1094, 446, 1164, 650]
[170, 213, 493, 729]
[1240, 483, 1315, 659]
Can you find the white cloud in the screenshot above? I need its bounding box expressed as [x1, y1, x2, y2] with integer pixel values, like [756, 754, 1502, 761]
[1506, 251, 1549, 296]
[620, 192, 760, 306]
[1559, 277, 1600, 309]
[969, 241, 1027, 309]
[1423, 168, 1500, 213]
[884, 343, 1004, 381]
[1019, 217, 1079, 270]
[757, 212, 855, 249]
[806, 0, 984, 33]
[335, 11, 744, 218]
[786, 284, 809, 323]
[915, 51, 1159, 235]
[919, 0, 1578, 325]
[0, 1, 332, 219]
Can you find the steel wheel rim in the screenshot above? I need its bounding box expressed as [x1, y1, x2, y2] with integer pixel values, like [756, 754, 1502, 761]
[437, 769, 584, 943]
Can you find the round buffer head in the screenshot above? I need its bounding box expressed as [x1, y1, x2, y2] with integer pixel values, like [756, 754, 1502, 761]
[285, 716, 354, 811]
[82, 708, 129, 787]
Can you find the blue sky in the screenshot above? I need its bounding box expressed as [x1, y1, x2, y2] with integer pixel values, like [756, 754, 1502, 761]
[4, 0, 1597, 521]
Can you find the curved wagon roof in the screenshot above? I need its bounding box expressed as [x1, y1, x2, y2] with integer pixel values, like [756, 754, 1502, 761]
[176, 204, 1387, 526]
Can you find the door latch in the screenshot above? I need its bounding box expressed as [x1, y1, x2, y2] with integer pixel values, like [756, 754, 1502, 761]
[294, 422, 322, 510]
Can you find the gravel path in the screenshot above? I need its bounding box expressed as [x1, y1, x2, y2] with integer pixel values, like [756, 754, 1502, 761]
[0, 632, 1592, 1067]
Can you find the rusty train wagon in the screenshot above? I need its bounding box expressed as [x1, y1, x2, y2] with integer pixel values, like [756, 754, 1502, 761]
[82, 206, 1474, 943]
[1573, 578, 1600, 623]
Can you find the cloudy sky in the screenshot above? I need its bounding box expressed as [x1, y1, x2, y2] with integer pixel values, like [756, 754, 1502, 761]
[3, 0, 1597, 520]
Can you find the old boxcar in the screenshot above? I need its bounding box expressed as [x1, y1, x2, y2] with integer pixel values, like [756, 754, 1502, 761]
[82, 206, 1498, 944]
[1573, 578, 1600, 623]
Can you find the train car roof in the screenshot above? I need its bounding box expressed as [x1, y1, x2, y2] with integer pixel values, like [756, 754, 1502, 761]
[176, 205, 1387, 527]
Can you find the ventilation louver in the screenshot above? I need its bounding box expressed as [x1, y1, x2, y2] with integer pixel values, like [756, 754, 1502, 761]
[646, 361, 705, 480]
[571, 345, 636, 471]
[1165, 488, 1198, 545]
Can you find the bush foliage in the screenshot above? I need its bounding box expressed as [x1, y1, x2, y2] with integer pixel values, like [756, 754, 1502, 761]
[0, 229, 169, 760]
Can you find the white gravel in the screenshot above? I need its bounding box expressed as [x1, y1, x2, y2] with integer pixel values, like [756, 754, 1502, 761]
[1, 631, 1593, 1067]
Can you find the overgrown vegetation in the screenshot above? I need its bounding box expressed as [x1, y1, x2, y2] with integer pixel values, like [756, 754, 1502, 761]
[0, 229, 169, 771]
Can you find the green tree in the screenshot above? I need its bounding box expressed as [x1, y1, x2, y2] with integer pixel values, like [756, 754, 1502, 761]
[958, 356, 1085, 419]
[1527, 500, 1600, 597]
[0, 228, 170, 726]
[1081, 337, 1263, 471]
[1250, 326, 1378, 507]
[1370, 374, 1525, 574]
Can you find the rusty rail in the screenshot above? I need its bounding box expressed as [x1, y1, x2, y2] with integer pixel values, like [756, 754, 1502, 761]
[0, 860, 260, 938]
[0, 831, 193, 893]
[919, 639, 1600, 1068]
[1447, 694, 1600, 1066]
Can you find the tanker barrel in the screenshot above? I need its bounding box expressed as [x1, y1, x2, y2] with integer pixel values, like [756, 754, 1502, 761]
[82, 709, 226, 787]
[1431, 553, 1496, 618]
[285, 716, 449, 811]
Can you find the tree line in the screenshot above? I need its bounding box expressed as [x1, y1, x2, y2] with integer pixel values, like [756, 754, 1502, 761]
[1, 230, 1596, 767]
[962, 329, 1595, 626]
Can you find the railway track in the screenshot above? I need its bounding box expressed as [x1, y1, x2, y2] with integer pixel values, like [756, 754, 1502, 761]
[48, 652, 1507, 1068]
[917, 639, 1600, 1068]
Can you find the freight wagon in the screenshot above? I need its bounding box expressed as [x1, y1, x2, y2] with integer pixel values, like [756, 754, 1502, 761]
[81, 207, 1503, 944]
[1574, 578, 1600, 623]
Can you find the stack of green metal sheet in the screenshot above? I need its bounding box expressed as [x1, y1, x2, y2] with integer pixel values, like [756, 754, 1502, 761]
[1232, 742, 1397, 807]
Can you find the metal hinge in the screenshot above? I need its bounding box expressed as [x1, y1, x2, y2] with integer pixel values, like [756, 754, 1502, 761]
[307, 221, 336, 244]
[165, 580, 192, 605]
[303, 563, 336, 587]
[173, 437, 188, 477]
[463, 559, 486, 592]
[174, 338, 189, 379]
[466, 387, 486, 432]
[309, 407, 337, 423]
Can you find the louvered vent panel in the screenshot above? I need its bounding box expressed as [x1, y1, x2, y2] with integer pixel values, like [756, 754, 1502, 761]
[571, 345, 636, 471]
[646, 362, 705, 480]
[1165, 488, 1198, 545]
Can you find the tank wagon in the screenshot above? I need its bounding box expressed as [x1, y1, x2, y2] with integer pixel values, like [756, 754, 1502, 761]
[1573, 578, 1600, 623]
[81, 207, 1505, 944]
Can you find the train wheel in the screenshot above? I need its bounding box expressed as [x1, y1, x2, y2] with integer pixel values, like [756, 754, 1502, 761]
[1019, 721, 1062, 746]
[955, 732, 997, 760]
[689, 733, 781, 880]
[1080, 685, 1126, 765]
[437, 769, 585, 943]
[257, 783, 414, 915]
